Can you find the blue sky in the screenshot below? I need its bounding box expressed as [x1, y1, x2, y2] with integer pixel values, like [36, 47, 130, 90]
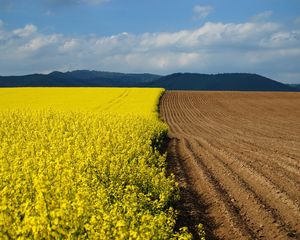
[0, 0, 300, 83]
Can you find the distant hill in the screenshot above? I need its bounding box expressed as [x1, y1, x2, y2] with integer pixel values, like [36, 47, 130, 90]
[0, 70, 160, 87]
[147, 73, 299, 91]
[0, 70, 299, 92]
[287, 84, 300, 90]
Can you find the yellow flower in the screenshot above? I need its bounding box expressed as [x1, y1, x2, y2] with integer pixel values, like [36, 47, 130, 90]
[0, 88, 191, 239]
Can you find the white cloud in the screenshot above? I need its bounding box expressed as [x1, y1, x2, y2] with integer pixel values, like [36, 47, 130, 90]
[20, 35, 60, 52]
[107, 52, 201, 72]
[193, 5, 213, 20]
[139, 22, 280, 50]
[59, 38, 79, 52]
[251, 10, 273, 22]
[13, 24, 37, 37]
[0, 21, 299, 83]
[261, 30, 300, 48]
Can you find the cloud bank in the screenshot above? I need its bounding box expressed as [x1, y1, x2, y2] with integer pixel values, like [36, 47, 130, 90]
[0, 19, 299, 83]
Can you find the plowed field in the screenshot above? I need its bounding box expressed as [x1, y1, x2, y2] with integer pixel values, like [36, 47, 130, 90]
[160, 91, 300, 240]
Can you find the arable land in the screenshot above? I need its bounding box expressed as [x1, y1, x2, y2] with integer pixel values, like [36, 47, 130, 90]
[161, 91, 300, 239]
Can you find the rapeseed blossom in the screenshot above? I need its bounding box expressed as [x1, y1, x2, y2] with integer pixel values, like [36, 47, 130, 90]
[0, 88, 192, 239]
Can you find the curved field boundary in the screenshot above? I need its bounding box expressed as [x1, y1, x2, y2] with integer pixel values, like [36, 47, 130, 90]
[161, 91, 300, 240]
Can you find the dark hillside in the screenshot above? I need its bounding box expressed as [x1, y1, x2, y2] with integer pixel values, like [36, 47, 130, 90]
[148, 73, 299, 91]
[0, 70, 298, 91]
[288, 84, 300, 90]
[0, 70, 160, 87]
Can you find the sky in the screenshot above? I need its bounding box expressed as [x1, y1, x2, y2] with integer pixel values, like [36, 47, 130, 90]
[0, 0, 300, 83]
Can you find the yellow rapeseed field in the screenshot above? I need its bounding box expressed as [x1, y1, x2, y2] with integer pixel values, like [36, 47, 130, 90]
[0, 88, 162, 116]
[0, 88, 191, 239]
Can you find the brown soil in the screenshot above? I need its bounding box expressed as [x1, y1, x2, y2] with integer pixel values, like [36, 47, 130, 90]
[160, 91, 300, 240]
